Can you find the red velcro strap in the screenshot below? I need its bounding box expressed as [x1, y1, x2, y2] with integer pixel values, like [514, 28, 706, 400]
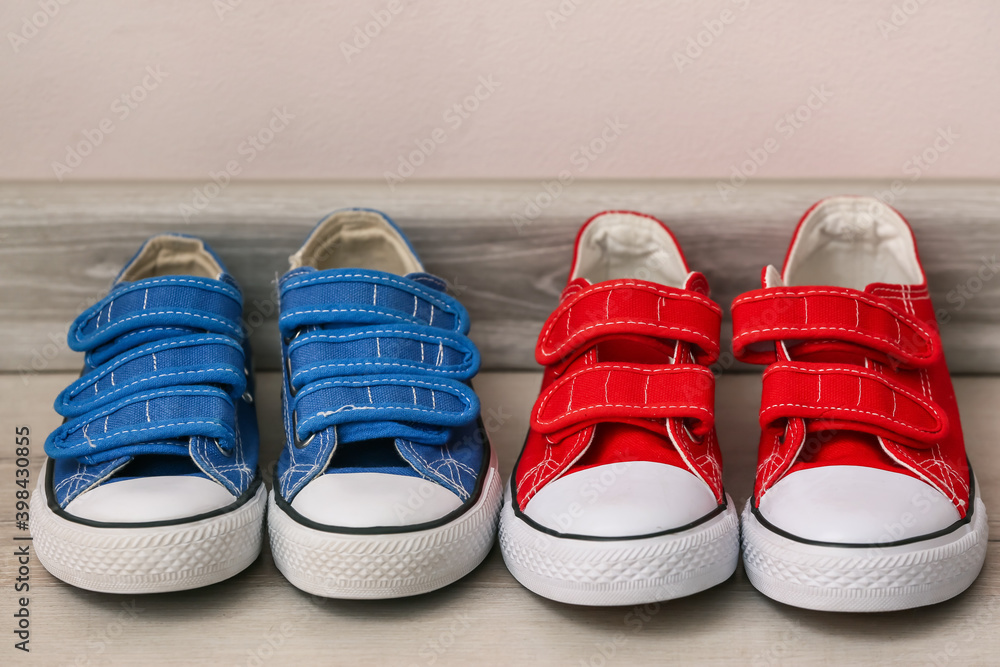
[731, 287, 939, 367]
[536, 280, 722, 367]
[759, 362, 948, 447]
[530, 362, 715, 437]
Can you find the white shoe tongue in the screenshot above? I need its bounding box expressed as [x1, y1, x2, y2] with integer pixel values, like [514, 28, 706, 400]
[771, 262, 898, 294]
[570, 273, 705, 294]
[764, 265, 784, 288]
[681, 271, 710, 296]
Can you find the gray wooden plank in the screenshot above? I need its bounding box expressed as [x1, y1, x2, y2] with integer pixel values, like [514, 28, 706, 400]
[2, 180, 999, 373]
[1, 370, 998, 666]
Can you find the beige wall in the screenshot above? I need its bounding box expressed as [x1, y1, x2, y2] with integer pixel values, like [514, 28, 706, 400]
[2, 1, 998, 183]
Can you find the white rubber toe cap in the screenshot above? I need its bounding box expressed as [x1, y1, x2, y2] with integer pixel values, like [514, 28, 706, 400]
[757, 465, 961, 544]
[290, 473, 463, 528]
[521, 461, 719, 538]
[64, 476, 237, 523]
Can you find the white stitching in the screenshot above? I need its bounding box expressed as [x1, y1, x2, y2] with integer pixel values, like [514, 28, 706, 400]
[539, 281, 720, 358]
[297, 403, 470, 430]
[76, 310, 240, 342]
[292, 328, 457, 344]
[543, 320, 716, 357]
[735, 325, 929, 359]
[284, 272, 453, 310]
[294, 376, 470, 395]
[59, 420, 232, 447]
[535, 364, 714, 425]
[60, 387, 232, 432]
[280, 307, 451, 328]
[78, 277, 240, 327]
[763, 364, 942, 417]
[733, 288, 933, 351]
[69, 368, 242, 404]
[762, 402, 941, 435]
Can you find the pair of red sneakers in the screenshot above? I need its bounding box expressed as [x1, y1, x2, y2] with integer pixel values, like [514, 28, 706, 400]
[499, 197, 988, 612]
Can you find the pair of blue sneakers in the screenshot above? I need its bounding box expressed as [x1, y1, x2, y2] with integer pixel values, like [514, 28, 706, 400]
[32, 209, 502, 597]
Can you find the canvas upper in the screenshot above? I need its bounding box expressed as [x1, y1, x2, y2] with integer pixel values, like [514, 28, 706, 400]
[43, 234, 260, 523]
[510, 211, 727, 538]
[734, 196, 972, 544]
[272, 209, 489, 529]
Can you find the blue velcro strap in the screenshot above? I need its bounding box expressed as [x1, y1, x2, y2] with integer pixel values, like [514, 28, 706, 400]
[68, 276, 244, 355]
[292, 376, 479, 441]
[55, 334, 247, 417]
[278, 269, 470, 336]
[287, 325, 479, 391]
[45, 387, 237, 463]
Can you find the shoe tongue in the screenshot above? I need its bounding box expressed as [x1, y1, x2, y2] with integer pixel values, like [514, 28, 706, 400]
[570, 422, 688, 475]
[775, 276, 912, 471]
[557, 273, 710, 469]
[682, 271, 710, 296]
[763, 265, 784, 288]
[765, 265, 916, 367]
[564, 272, 707, 295]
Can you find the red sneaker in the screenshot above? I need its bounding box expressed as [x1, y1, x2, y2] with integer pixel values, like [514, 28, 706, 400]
[499, 211, 740, 605]
[736, 196, 988, 612]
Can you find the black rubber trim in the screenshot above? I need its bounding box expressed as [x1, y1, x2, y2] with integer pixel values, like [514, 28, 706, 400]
[749, 463, 977, 549]
[272, 419, 491, 535]
[508, 435, 729, 542]
[46, 461, 263, 529]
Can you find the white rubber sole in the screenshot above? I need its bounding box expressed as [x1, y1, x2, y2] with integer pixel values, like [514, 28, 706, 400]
[30, 476, 267, 594]
[499, 489, 740, 606]
[741, 490, 990, 612]
[268, 449, 502, 599]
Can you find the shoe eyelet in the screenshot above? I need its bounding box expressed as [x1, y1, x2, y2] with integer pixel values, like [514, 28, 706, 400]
[292, 410, 314, 449]
[240, 366, 254, 403]
[682, 421, 704, 445]
[777, 419, 792, 445]
[286, 356, 298, 397]
[215, 438, 234, 458]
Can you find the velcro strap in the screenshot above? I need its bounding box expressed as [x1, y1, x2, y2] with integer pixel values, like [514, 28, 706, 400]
[279, 269, 469, 336]
[732, 287, 939, 367]
[536, 280, 722, 367]
[45, 387, 237, 462]
[55, 335, 247, 417]
[759, 362, 948, 446]
[68, 276, 244, 354]
[530, 362, 715, 436]
[287, 325, 479, 391]
[292, 376, 480, 440]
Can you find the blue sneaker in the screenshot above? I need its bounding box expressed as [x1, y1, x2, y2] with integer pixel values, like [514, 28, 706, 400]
[31, 234, 265, 593]
[268, 209, 501, 599]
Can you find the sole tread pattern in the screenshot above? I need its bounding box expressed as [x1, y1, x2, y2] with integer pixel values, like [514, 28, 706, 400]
[741, 498, 989, 612]
[268, 453, 502, 599]
[30, 484, 267, 594]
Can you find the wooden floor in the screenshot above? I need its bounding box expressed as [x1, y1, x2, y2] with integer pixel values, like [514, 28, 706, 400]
[2, 371, 998, 666]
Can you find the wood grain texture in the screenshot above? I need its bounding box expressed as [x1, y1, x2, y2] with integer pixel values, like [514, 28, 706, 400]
[1, 370, 998, 666]
[2, 180, 1000, 374]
